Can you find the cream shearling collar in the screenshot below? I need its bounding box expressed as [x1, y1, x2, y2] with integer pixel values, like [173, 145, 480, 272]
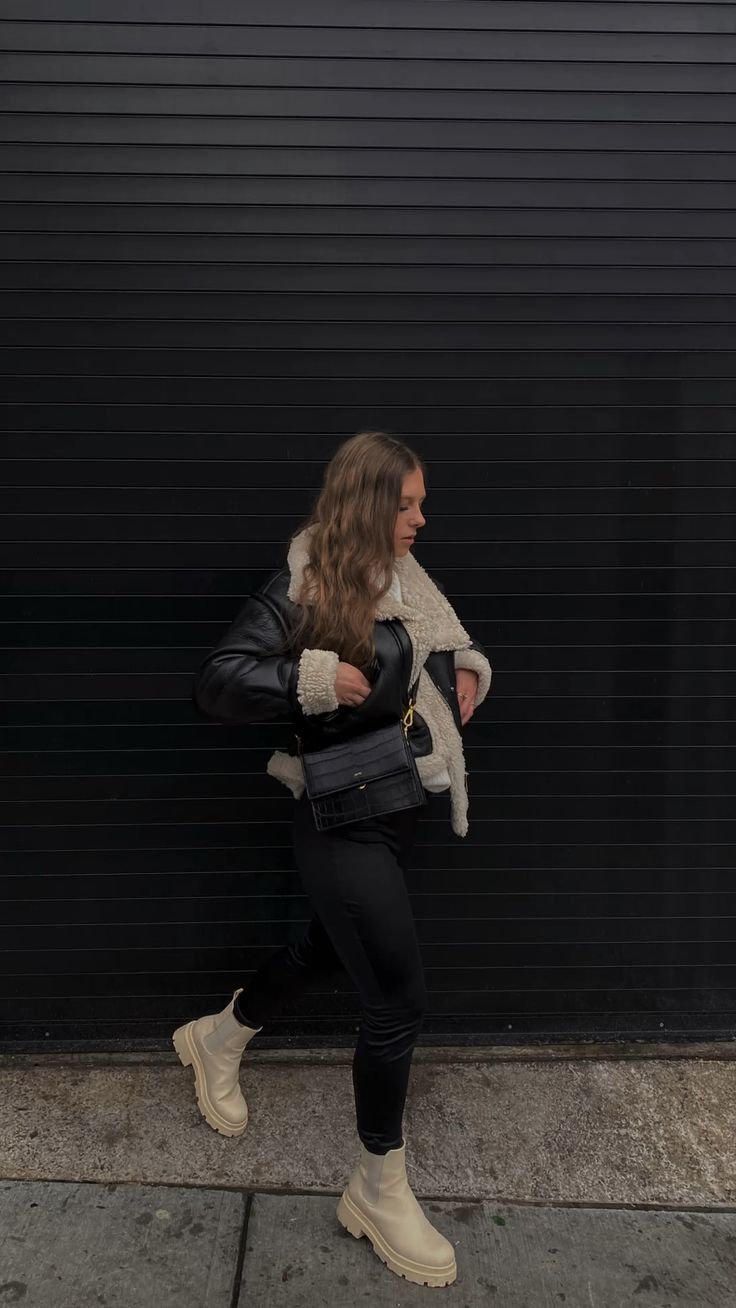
[286, 524, 474, 687]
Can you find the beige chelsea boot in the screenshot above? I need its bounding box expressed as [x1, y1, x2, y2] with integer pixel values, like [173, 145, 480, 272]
[336, 1137, 457, 1287]
[172, 987, 261, 1137]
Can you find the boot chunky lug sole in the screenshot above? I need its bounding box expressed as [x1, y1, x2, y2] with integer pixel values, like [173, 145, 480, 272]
[172, 1019, 248, 1137]
[336, 1189, 457, 1288]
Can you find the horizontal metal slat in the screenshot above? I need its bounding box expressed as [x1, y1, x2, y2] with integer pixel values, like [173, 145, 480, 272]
[3, 83, 736, 120]
[1, 2, 735, 35]
[3, 51, 736, 92]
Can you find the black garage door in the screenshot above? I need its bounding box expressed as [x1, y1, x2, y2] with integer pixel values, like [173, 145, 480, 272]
[1, 1, 735, 1048]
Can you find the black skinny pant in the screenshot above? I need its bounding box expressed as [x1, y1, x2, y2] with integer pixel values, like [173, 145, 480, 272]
[234, 787, 447, 1154]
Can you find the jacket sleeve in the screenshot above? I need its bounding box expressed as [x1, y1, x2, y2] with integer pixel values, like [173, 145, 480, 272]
[192, 590, 341, 724]
[431, 572, 493, 707]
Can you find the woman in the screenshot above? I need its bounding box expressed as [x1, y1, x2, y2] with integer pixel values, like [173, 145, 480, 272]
[173, 430, 492, 1288]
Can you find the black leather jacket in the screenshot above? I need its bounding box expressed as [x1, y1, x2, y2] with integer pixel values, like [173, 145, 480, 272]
[192, 565, 487, 760]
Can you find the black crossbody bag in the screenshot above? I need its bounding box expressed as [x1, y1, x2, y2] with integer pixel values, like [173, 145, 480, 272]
[295, 631, 427, 831]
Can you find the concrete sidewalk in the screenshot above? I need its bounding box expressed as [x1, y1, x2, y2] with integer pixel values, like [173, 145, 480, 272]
[1, 1045, 736, 1304]
[2, 1178, 735, 1306]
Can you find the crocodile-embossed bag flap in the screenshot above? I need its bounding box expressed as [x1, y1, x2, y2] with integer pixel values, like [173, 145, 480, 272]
[301, 720, 412, 800]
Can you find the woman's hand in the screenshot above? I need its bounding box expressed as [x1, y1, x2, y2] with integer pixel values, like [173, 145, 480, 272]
[456, 668, 479, 726]
[335, 661, 477, 719]
[334, 661, 373, 707]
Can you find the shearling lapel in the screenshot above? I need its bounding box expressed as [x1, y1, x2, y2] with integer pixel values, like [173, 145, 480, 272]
[286, 525, 473, 688]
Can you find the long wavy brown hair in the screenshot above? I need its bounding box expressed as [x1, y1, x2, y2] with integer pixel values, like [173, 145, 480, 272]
[284, 431, 426, 672]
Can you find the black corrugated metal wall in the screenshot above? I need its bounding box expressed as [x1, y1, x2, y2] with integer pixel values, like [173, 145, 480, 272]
[1, 2, 735, 1048]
